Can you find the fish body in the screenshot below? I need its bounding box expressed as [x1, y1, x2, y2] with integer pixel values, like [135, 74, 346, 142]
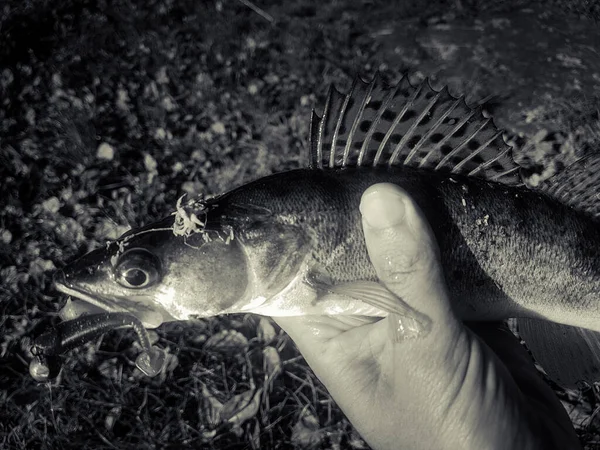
[57, 166, 600, 326]
[52, 74, 600, 387]
[218, 166, 600, 326]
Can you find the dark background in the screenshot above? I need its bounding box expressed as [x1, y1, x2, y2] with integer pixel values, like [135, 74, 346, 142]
[1, 0, 599, 448]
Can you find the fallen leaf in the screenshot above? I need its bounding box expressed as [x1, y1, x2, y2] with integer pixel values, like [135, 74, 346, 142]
[257, 317, 277, 344]
[263, 346, 282, 383]
[203, 330, 249, 355]
[200, 383, 224, 428]
[291, 407, 324, 449]
[221, 387, 263, 428]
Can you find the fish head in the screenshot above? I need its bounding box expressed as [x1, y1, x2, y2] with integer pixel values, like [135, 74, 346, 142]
[54, 215, 249, 328]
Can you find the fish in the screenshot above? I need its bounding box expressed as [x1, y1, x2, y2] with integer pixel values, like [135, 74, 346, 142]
[35, 73, 600, 388]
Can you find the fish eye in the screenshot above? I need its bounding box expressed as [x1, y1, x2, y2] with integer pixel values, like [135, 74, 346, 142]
[114, 248, 161, 289]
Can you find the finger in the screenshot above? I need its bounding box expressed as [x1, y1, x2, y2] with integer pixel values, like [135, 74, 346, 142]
[359, 183, 453, 321]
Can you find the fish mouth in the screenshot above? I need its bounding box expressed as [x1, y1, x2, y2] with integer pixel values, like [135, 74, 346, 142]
[53, 274, 172, 329]
[54, 282, 120, 313]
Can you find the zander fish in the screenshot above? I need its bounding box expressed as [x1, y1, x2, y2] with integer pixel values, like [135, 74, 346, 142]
[33, 74, 600, 388]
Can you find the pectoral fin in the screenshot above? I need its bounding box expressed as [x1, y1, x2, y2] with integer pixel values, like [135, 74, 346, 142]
[517, 318, 600, 388]
[327, 281, 422, 317]
[323, 281, 432, 338]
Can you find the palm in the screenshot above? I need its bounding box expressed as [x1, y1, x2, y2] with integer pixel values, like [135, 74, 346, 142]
[276, 315, 580, 450]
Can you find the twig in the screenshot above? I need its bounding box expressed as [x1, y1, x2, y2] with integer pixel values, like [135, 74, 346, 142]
[237, 0, 275, 24]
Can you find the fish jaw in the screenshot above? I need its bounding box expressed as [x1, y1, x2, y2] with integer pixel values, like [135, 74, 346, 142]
[54, 268, 176, 329]
[55, 278, 118, 313]
[53, 241, 181, 329]
[56, 296, 107, 321]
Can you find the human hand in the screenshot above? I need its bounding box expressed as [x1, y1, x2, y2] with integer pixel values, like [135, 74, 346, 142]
[273, 183, 581, 450]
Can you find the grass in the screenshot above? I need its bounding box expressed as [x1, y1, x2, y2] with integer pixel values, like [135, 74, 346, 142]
[1, 0, 600, 448]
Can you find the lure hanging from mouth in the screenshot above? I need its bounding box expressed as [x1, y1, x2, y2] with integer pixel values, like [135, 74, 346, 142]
[29, 312, 166, 381]
[32, 72, 600, 388]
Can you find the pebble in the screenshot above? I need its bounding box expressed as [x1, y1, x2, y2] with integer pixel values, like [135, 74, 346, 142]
[41, 197, 60, 214]
[144, 153, 158, 172]
[97, 142, 115, 161]
[1, 229, 12, 244]
[211, 121, 226, 135]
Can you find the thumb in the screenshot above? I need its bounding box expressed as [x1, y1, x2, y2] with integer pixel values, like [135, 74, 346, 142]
[359, 183, 457, 327]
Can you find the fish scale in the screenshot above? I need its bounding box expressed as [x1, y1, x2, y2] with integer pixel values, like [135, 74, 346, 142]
[34, 74, 600, 389]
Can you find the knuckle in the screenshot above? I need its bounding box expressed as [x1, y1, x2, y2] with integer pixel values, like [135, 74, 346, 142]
[373, 243, 437, 288]
[376, 251, 420, 278]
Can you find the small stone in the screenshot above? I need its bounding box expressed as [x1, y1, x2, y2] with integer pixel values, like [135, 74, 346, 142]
[94, 218, 131, 240]
[55, 217, 85, 245]
[245, 37, 256, 50]
[154, 127, 167, 140]
[116, 87, 130, 111]
[59, 186, 73, 202]
[211, 121, 226, 135]
[26, 241, 40, 257]
[162, 96, 176, 112]
[98, 357, 120, 380]
[97, 142, 115, 161]
[41, 197, 60, 214]
[0, 228, 12, 244]
[144, 153, 158, 172]
[156, 66, 170, 84]
[51, 73, 62, 88]
[29, 258, 57, 279]
[25, 108, 36, 126]
[1, 68, 14, 88]
[191, 150, 205, 161]
[172, 162, 184, 173]
[264, 74, 279, 84]
[181, 180, 203, 195]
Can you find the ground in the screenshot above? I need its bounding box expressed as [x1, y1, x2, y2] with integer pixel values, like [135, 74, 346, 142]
[1, 0, 600, 448]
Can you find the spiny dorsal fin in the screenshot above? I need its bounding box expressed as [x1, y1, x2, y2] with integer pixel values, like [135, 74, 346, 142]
[527, 153, 600, 219]
[309, 74, 523, 186]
